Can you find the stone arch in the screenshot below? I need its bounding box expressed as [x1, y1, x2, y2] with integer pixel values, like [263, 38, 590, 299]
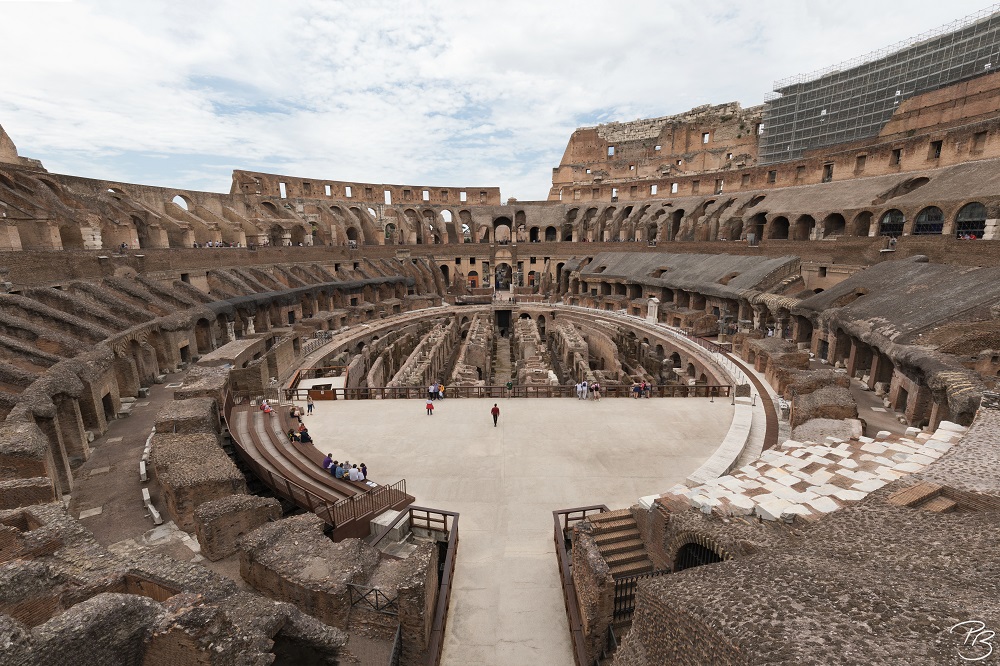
[493, 216, 512, 243]
[194, 318, 214, 354]
[669, 209, 684, 240]
[769, 216, 789, 240]
[58, 225, 85, 250]
[668, 531, 731, 572]
[792, 215, 815, 241]
[171, 194, 192, 211]
[822, 213, 846, 237]
[878, 209, 905, 237]
[544, 225, 557, 242]
[850, 211, 873, 237]
[955, 202, 987, 238]
[913, 206, 944, 235]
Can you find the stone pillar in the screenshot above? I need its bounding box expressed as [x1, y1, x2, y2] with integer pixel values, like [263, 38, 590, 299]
[225, 320, 235, 343]
[646, 297, 660, 324]
[984, 218, 999, 240]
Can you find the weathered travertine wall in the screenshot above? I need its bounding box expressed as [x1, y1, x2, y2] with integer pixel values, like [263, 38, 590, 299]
[149, 433, 246, 532]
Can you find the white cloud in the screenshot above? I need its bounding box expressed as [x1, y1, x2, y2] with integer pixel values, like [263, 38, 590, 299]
[0, 0, 993, 200]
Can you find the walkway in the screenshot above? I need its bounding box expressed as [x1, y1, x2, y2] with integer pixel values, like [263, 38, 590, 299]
[294, 396, 734, 666]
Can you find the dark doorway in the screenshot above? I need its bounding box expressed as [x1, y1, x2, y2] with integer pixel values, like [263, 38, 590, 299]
[675, 542, 723, 571]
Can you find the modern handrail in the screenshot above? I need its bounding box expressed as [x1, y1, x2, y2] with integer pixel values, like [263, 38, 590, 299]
[266, 383, 732, 402]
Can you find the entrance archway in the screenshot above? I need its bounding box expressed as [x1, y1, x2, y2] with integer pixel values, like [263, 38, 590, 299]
[495, 263, 512, 290]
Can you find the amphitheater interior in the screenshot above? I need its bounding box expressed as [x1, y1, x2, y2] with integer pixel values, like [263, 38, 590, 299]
[6, 11, 1000, 666]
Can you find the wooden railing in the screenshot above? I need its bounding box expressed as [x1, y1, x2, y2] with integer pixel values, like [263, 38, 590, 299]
[277, 383, 732, 401]
[553, 505, 609, 666]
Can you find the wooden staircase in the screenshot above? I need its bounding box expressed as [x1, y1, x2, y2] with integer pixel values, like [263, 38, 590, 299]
[587, 509, 653, 578]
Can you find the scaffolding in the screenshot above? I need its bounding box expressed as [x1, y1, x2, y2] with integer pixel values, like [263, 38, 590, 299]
[759, 5, 1000, 164]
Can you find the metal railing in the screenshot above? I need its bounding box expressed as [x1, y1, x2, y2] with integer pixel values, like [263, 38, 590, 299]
[348, 583, 399, 615]
[553, 505, 609, 666]
[224, 392, 408, 532]
[422, 507, 459, 666]
[612, 569, 670, 623]
[389, 624, 402, 666]
[276, 383, 731, 401]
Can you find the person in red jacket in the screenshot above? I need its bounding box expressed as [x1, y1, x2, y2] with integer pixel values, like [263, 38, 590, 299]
[491, 403, 500, 427]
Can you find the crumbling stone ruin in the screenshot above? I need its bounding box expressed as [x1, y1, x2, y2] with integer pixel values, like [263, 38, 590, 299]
[5, 7, 1000, 663]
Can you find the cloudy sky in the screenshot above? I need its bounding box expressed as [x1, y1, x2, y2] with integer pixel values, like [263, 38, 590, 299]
[0, 0, 994, 200]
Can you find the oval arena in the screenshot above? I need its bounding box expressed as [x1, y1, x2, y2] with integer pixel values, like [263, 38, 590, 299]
[4, 8, 1000, 666]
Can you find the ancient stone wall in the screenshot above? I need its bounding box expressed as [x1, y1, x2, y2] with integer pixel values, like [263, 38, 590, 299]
[149, 433, 246, 532]
[193, 494, 281, 562]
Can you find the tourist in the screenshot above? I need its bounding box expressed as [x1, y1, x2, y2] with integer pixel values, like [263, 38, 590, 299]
[306, 395, 314, 415]
[428, 382, 436, 402]
[299, 429, 313, 445]
[438, 382, 445, 400]
[575, 381, 582, 399]
[491, 403, 500, 427]
[360, 463, 368, 479]
[287, 428, 298, 443]
[349, 464, 362, 481]
[581, 380, 588, 400]
[261, 401, 274, 415]
[426, 399, 434, 415]
[592, 382, 601, 401]
[329, 460, 339, 476]
[322, 453, 333, 471]
[506, 380, 513, 397]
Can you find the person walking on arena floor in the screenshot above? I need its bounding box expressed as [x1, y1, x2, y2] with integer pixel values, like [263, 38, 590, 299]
[491, 403, 500, 427]
[426, 400, 434, 416]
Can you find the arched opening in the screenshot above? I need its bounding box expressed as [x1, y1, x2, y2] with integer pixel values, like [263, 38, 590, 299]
[384, 222, 397, 244]
[769, 216, 789, 240]
[269, 224, 287, 247]
[467, 270, 479, 289]
[674, 542, 723, 571]
[346, 227, 359, 243]
[792, 215, 815, 241]
[545, 226, 557, 242]
[290, 226, 306, 246]
[440, 264, 450, 285]
[494, 263, 512, 290]
[686, 363, 696, 377]
[194, 319, 213, 354]
[878, 209, 904, 237]
[58, 225, 85, 250]
[913, 206, 944, 235]
[171, 195, 191, 211]
[494, 216, 512, 244]
[669, 209, 684, 240]
[850, 211, 873, 237]
[131, 215, 150, 249]
[529, 227, 540, 242]
[955, 202, 987, 238]
[747, 212, 767, 243]
[822, 213, 846, 237]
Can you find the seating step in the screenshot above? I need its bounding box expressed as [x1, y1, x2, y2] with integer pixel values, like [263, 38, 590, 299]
[600, 537, 645, 556]
[589, 517, 637, 536]
[887, 481, 942, 508]
[595, 527, 640, 546]
[606, 548, 649, 567]
[587, 508, 632, 524]
[610, 559, 653, 578]
[920, 495, 957, 513]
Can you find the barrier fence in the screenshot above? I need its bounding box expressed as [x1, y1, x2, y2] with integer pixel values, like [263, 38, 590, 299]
[223, 391, 407, 534]
[272, 383, 732, 402]
[553, 505, 609, 666]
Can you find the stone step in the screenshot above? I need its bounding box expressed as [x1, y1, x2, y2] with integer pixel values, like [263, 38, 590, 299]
[594, 527, 641, 547]
[600, 537, 645, 556]
[920, 495, 957, 513]
[587, 508, 633, 524]
[887, 481, 942, 508]
[589, 517, 636, 536]
[610, 559, 653, 578]
[605, 549, 649, 568]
